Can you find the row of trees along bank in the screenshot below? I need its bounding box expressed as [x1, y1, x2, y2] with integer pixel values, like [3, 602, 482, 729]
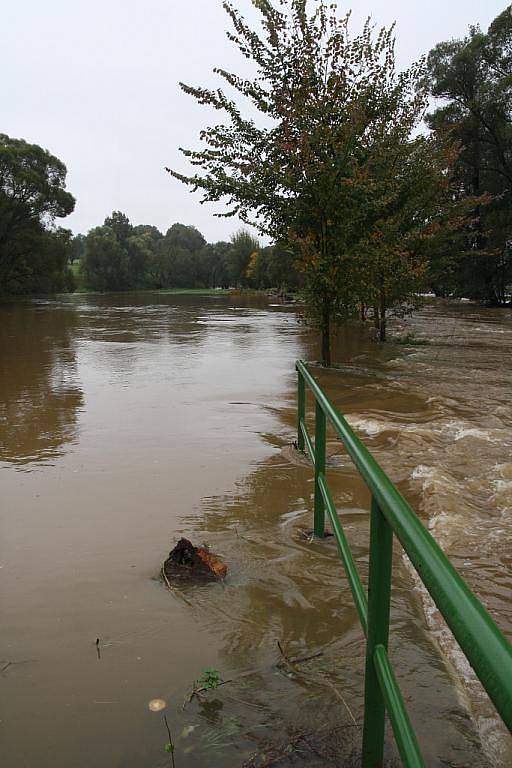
[169, 1, 512, 364]
[73, 213, 302, 292]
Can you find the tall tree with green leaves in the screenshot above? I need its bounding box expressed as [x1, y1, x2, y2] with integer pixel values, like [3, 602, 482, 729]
[354, 131, 458, 339]
[82, 226, 129, 291]
[165, 223, 206, 254]
[69, 233, 86, 264]
[168, 1, 447, 362]
[427, 6, 512, 304]
[196, 241, 231, 287]
[104, 211, 133, 247]
[228, 228, 259, 287]
[0, 133, 75, 293]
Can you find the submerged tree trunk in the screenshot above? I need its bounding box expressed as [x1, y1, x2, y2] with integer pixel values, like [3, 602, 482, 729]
[379, 289, 387, 342]
[373, 304, 380, 330]
[321, 299, 331, 367]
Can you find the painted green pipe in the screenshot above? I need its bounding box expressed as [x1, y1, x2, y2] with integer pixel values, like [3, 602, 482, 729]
[362, 498, 394, 767]
[314, 401, 326, 538]
[297, 372, 305, 452]
[318, 472, 368, 636]
[373, 645, 425, 768]
[295, 359, 512, 734]
[300, 419, 315, 462]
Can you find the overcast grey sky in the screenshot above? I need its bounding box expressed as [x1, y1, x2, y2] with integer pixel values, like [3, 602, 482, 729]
[2, 0, 507, 241]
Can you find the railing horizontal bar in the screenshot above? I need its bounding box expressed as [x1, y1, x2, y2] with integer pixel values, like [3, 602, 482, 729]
[300, 418, 315, 463]
[318, 472, 368, 636]
[295, 360, 512, 732]
[373, 645, 425, 768]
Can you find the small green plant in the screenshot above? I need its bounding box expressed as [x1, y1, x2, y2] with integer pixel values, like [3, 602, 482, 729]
[197, 667, 222, 691]
[184, 667, 229, 708]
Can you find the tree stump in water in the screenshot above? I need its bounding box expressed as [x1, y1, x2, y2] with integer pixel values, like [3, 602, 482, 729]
[162, 538, 227, 583]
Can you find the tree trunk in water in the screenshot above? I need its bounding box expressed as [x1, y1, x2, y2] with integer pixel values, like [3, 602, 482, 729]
[379, 290, 387, 342]
[373, 304, 380, 330]
[360, 302, 366, 322]
[321, 300, 331, 367]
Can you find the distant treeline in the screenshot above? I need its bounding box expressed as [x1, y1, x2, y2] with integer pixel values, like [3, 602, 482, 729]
[0, 134, 300, 296]
[72, 213, 302, 292]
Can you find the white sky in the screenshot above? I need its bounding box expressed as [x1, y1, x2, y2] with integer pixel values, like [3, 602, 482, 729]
[2, 0, 506, 240]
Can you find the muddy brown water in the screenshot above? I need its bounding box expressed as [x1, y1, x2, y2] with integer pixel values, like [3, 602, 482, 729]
[1, 293, 511, 767]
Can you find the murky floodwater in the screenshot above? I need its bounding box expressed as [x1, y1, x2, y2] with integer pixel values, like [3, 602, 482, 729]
[1, 293, 511, 767]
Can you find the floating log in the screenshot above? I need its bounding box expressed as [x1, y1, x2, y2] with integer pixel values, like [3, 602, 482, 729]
[162, 538, 227, 583]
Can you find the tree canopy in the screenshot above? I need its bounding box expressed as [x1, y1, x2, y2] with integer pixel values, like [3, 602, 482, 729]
[169, 0, 455, 360]
[0, 133, 75, 293]
[79, 212, 283, 292]
[427, 6, 512, 304]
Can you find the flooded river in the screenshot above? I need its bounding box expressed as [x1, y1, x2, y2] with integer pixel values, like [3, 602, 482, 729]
[1, 293, 511, 767]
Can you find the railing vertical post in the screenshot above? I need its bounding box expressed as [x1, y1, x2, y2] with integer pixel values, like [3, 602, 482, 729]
[297, 369, 305, 452]
[314, 401, 326, 538]
[362, 496, 393, 767]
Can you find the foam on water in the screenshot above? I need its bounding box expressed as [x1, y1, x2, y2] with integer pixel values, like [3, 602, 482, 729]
[360, 304, 512, 765]
[407, 449, 512, 765]
[345, 416, 388, 436]
[404, 548, 512, 768]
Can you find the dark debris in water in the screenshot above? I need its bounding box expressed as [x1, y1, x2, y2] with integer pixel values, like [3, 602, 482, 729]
[162, 537, 228, 585]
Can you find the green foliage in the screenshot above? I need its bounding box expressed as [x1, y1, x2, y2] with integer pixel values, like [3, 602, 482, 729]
[104, 211, 133, 246]
[79, 214, 293, 292]
[228, 228, 259, 287]
[165, 223, 206, 254]
[0, 133, 75, 294]
[69, 233, 86, 264]
[196, 668, 222, 691]
[81, 215, 239, 291]
[197, 242, 231, 288]
[169, 0, 454, 360]
[82, 225, 130, 291]
[427, 6, 512, 304]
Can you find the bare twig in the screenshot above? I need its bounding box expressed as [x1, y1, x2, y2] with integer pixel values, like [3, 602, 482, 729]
[277, 641, 323, 669]
[161, 561, 193, 606]
[163, 714, 176, 768]
[183, 678, 233, 709]
[319, 679, 359, 730]
[1, 659, 37, 674]
[242, 721, 356, 768]
[276, 640, 293, 665]
[290, 650, 324, 665]
[276, 641, 358, 729]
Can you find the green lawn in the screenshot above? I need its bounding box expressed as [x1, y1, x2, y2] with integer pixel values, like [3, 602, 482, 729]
[68, 268, 232, 296]
[153, 288, 231, 295]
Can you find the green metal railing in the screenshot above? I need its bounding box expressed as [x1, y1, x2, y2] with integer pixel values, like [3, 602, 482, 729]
[295, 359, 512, 767]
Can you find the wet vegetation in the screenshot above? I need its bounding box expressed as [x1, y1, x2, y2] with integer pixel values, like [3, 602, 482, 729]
[75, 216, 303, 294]
[171, 1, 512, 362]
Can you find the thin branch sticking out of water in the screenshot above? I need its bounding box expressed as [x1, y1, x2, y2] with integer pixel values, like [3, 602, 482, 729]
[161, 560, 193, 606]
[276, 640, 359, 730]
